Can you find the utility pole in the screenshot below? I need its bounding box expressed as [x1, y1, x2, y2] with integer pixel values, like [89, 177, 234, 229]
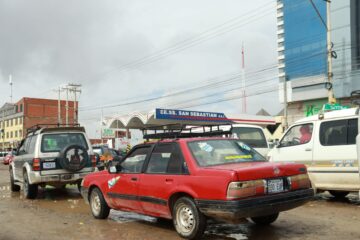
[283, 77, 288, 131]
[241, 43, 247, 114]
[68, 83, 81, 124]
[326, 0, 336, 103]
[57, 87, 62, 125]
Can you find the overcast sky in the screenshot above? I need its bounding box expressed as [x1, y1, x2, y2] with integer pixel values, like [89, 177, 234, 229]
[0, 0, 280, 138]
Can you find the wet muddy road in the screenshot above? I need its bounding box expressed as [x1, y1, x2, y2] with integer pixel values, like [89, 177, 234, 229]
[1, 164, 360, 240]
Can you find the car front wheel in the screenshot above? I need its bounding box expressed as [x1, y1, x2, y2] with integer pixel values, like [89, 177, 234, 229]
[23, 171, 38, 199]
[90, 187, 110, 219]
[172, 197, 206, 240]
[251, 213, 279, 225]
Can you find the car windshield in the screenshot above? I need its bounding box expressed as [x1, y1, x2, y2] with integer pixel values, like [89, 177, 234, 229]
[188, 139, 265, 167]
[41, 133, 88, 152]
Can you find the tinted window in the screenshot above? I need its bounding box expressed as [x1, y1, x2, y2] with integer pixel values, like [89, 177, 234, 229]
[41, 133, 88, 152]
[121, 146, 150, 173]
[280, 123, 313, 147]
[232, 127, 267, 148]
[320, 119, 358, 146]
[146, 144, 173, 174]
[188, 140, 265, 167]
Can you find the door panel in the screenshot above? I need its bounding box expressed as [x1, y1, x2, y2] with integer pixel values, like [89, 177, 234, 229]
[272, 123, 314, 166]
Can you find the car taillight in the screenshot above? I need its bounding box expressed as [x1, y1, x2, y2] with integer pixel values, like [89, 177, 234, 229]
[90, 155, 96, 167]
[32, 158, 41, 171]
[288, 174, 311, 190]
[227, 180, 266, 199]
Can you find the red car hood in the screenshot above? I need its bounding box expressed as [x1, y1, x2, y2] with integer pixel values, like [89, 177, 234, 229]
[204, 161, 306, 181]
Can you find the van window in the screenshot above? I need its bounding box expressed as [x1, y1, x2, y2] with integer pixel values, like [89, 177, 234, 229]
[280, 123, 313, 147]
[320, 118, 358, 146]
[232, 127, 267, 148]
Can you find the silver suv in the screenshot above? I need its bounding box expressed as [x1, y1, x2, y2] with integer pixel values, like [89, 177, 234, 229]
[9, 126, 96, 199]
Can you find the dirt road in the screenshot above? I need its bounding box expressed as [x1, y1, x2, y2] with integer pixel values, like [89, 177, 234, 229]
[0, 164, 359, 240]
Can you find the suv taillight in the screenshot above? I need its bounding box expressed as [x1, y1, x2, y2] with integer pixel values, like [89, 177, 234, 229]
[227, 180, 266, 199]
[90, 155, 96, 167]
[32, 158, 41, 171]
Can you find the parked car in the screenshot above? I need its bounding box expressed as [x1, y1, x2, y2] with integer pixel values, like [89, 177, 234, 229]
[3, 151, 15, 165]
[9, 125, 96, 199]
[81, 137, 313, 239]
[268, 107, 359, 198]
[92, 145, 120, 170]
[0, 151, 7, 163]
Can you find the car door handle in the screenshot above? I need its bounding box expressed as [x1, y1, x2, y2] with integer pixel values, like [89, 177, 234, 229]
[165, 178, 173, 183]
[131, 177, 138, 181]
[305, 148, 312, 151]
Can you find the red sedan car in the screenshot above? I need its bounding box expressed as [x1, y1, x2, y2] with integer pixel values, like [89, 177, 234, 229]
[81, 138, 313, 239]
[3, 151, 15, 165]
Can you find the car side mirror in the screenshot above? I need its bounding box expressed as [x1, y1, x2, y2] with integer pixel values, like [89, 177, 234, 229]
[274, 139, 280, 148]
[108, 165, 117, 174]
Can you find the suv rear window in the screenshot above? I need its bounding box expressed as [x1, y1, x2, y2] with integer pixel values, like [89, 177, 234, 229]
[231, 127, 268, 148]
[41, 133, 88, 152]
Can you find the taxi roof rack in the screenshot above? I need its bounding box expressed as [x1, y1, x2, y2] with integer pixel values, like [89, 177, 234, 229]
[143, 124, 232, 140]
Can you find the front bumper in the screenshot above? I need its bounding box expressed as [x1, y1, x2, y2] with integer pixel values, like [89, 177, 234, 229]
[195, 188, 314, 223]
[28, 171, 92, 185]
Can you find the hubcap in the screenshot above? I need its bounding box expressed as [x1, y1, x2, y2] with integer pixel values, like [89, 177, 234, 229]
[91, 192, 101, 216]
[176, 204, 195, 233]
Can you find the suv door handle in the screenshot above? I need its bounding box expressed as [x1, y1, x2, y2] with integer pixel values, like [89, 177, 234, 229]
[305, 148, 312, 151]
[131, 177, 138, 181]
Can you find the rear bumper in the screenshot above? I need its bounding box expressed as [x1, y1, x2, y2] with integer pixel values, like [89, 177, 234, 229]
[195, 188, 314, 223]
[28, 171, 93, 184]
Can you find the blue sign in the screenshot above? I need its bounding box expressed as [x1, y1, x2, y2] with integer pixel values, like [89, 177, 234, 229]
[155, 108, 229, 122]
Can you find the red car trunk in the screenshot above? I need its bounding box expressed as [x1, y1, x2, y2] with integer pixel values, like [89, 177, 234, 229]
[204, 162, 306, 181]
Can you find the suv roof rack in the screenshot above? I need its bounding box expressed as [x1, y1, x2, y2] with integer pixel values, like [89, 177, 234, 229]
[26, 123, 82, 135]
[143, 124, 232, 140]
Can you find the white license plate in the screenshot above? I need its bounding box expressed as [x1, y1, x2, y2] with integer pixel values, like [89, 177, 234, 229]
[267, 179, 284, 194]
[43, 162, 56, 169]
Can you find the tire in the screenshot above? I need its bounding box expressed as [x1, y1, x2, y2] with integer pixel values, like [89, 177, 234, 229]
[59, 145, 89, 172]
[90, 188, 110, 219]
[23, 171, 38, 199]
[172, 197, 206, 240]
[329, 190, 349, 198]
[9, 168, 20, 192]
[251, 213, 279, 225]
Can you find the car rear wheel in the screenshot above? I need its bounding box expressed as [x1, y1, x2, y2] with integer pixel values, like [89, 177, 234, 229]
[23, 171, 38, 199]
[329, 190, 349, 198]
[172, 197, 206, 240]
[9, 169, 20, 192]
[90, 187, 110, 219]
[251, 213, 279, 225]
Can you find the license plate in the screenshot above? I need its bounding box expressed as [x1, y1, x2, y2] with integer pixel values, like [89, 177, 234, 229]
[267, 179, 284, 194]
[43, 162, 56, 169]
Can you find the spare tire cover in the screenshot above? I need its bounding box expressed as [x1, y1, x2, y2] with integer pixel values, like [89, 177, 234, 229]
[59, 145, 89, 172]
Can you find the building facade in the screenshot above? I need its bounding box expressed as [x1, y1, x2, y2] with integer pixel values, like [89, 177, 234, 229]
[0, 98, 77, 150]
[277, 0, 360, 123]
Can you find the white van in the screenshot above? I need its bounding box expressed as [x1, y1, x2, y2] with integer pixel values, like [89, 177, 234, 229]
[268, 107, 360, 197]
[220, 124, 270, 156]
